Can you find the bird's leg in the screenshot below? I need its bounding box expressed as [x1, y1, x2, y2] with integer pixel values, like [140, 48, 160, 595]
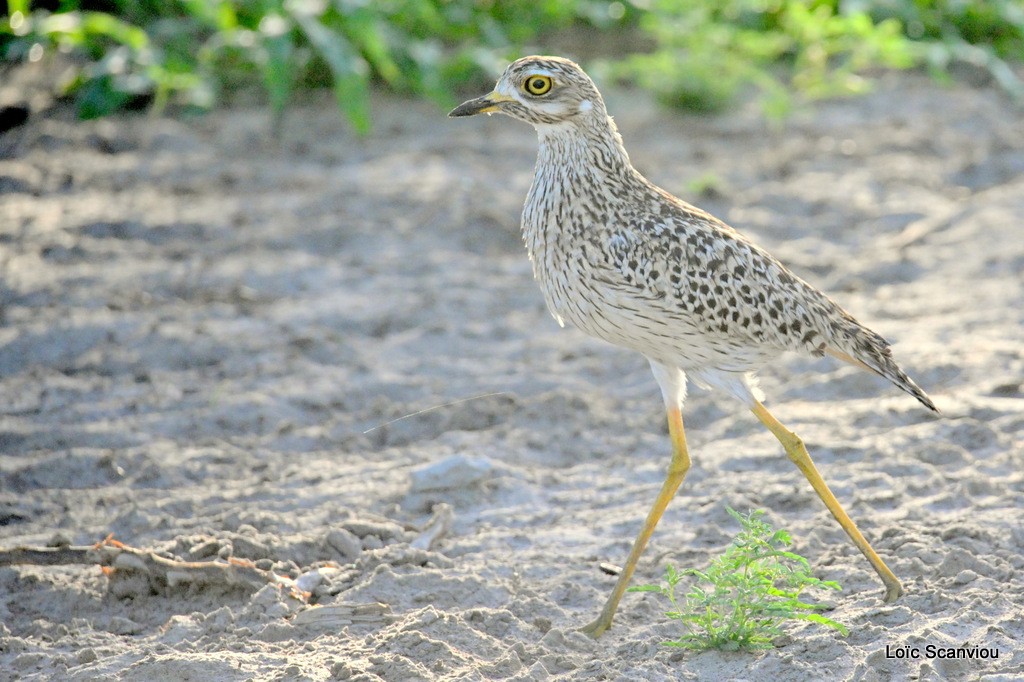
[580, 405, 691, 638]
[750, 400, 903, 602]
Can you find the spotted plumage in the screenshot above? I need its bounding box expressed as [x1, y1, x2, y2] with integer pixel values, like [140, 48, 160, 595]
[451, 55, 937, 637]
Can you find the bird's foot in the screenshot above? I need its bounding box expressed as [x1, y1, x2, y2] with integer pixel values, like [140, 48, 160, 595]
[579, 613, 613, 639]
[883, 580, 904, 603]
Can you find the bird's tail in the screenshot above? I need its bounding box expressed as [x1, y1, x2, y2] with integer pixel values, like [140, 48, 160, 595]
[825, 317, 939, 413]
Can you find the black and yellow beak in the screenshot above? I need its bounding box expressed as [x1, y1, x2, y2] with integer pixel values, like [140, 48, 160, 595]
[448, 91, 515, 117]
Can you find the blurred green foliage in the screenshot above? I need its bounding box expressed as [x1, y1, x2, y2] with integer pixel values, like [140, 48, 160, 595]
[616, 0, 917, 117]
[1, 0, 1021, 131]
[854, 0, 1024, 98]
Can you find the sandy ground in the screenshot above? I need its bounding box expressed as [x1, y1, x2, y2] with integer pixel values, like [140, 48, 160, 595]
[1, 61, 1023, 681]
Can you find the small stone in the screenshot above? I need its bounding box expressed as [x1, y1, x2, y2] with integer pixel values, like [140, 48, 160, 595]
[107, 571, 153, 599]
[361, 535, 384, 550]
[108, 616, 143, 635]
[231, 536, 272, 560]
[295, 567, 329, 593]
[953, 569, 978, 585]
[342, 519, 405, 540]
[206, 606, 235, 632]
[251, 584, 282, 607]
[188, 539, 221, 560]
[47, 532, 72, 547]
[265, 602, 292, 619]
[410, 454, 494, 492]
[325, 529, 362, 561]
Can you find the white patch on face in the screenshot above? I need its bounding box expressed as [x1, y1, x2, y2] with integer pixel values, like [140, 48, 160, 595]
[495, 79, 517, 99]
[578, 99, 593, 113]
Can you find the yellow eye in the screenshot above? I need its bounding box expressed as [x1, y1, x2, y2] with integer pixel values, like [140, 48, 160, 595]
[524, 75, 552, 96]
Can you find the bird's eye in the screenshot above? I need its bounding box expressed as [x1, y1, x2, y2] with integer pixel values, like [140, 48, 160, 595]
[524, 75, 552, 96]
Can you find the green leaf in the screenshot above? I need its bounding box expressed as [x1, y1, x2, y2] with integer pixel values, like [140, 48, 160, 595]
[287, 6, 371, 133]
[259, 20, 294, 128]
[180, 0, 239, 31]
[75, 74, 135, 119]
[794, 612, 849, 636]
[341, 8, 401, 86]
[78, 11, 150, 50]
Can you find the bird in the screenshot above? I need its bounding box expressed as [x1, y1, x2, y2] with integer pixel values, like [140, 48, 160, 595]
[449, 55, 938, 638]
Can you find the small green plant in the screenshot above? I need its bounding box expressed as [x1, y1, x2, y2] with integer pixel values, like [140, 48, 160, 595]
[629, 507, 847, 651]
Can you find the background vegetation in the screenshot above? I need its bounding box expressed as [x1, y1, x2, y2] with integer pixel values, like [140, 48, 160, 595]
[2, 0, 1022, 131]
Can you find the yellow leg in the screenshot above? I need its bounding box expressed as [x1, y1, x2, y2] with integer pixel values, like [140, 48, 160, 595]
[751, 400, 903, 602]
[580, 406, 691, 638]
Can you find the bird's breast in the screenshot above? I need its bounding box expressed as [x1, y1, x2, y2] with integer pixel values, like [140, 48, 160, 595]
[522, 175, 653, 348]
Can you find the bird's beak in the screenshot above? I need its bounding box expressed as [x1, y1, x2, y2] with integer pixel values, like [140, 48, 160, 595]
[448, 91, 514, 117]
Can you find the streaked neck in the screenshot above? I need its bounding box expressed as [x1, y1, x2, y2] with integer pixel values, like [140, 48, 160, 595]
[535, 114, 633, 177]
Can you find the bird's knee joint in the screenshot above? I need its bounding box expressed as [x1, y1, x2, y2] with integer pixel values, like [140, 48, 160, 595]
[781, 433, 806, 457]
[668, 453, 690, 477]
[668, 462, 689, 477]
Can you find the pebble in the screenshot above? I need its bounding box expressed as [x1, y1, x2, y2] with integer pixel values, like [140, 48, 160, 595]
[409, 454, 494, 492]
[325, 528, 362, 561]
[108, 616, 143, 635]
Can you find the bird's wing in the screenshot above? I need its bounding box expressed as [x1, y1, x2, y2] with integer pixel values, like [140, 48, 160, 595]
[591, 197, 937, 411]
[592, 202, 838, 360]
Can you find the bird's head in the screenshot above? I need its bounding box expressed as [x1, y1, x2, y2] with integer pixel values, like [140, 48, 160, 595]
[449, 56, 605, 127]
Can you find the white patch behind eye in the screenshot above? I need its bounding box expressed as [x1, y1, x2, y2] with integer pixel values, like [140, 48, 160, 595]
[579, 100, 593, 112]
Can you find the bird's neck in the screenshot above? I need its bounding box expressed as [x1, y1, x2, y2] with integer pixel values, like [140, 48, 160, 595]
[534, 115, 635, 180]
[523, 114, 645, 330]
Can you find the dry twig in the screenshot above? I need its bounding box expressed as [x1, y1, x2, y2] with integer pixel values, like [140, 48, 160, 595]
[0, 535, 293, 596]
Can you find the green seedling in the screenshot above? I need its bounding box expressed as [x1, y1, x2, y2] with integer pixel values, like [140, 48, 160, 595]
[630, 507, 847, 651]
